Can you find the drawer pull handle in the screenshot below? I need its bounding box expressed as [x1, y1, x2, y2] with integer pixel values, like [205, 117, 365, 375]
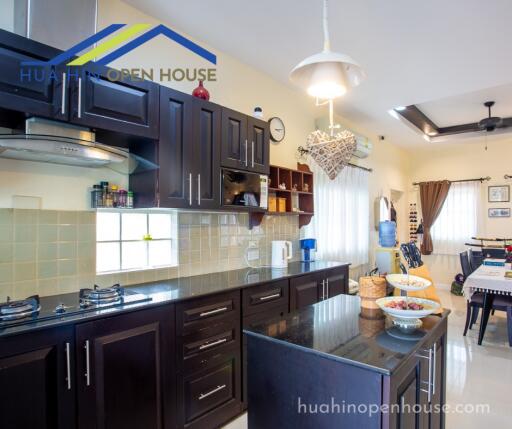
[199, 338, 227, 350]
[199, 384, 226, 400]
[65, 342, 71, 391]
[84, 340, 91, 387]
[259, 293, 281, 301]
[199, 307, 228, 317]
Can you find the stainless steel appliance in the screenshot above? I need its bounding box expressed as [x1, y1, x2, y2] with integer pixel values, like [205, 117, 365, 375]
[0, 284, 151, 329]
[222, 169, 268, 209]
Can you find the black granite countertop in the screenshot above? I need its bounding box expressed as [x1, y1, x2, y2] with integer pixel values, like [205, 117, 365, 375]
[0, 261, 348, 338]
[244, 294, 450, 375]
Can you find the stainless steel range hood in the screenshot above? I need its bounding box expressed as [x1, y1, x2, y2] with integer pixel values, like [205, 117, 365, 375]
[0, 118, 157, 173]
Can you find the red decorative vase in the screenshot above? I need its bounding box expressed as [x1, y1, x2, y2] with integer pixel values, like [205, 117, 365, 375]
[192, 80, 210, 100]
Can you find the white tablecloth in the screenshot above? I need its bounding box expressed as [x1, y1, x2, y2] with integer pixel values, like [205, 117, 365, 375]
[463, 263, 512, 299]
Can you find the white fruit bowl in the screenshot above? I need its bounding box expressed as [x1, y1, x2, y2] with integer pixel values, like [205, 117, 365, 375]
[385, 274, 431, 292]
[376, 296, 441, 319]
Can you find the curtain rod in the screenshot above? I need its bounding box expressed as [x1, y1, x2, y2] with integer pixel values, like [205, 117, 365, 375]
[297, 146, 373, 173]
[412, 176, 491, 186]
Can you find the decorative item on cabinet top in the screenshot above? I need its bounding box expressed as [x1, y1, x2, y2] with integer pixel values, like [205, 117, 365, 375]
[192, 80, 210, 100]
[249, 163, 314, 229]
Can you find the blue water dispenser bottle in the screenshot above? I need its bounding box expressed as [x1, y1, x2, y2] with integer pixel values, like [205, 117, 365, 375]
[300, 239, 317, 262]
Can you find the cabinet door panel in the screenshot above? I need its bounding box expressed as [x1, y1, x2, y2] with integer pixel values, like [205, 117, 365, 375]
[247, 117, 269, 174]
[0, 326, 75, 429]
[158, 87, 194, 208]
[194, 98, 221, 209]
[70, 64, 158, 138]
[0, 30, 65, 119]
[76, 306, 174, 429]
[429, 338, 445, 429]
[290, 273, 321, 311]
[221, 108, 246, 169]
[326, 266, 348, 298]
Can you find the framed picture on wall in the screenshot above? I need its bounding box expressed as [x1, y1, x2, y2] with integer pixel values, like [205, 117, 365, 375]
[488, 185, 510, 202]
[488, 208, 511, 218]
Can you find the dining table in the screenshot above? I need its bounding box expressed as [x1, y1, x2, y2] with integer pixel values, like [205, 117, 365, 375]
[463, 261, 512, 345]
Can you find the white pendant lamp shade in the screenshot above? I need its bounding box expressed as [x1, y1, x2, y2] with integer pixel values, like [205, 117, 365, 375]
[290, 0, 365, 99]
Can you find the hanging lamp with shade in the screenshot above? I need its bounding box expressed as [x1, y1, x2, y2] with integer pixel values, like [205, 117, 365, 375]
[289, 0, 365, 100]
[291, 0, 366, 180]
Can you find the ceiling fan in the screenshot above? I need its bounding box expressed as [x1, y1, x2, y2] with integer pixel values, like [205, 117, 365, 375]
[394, 100, 512, 142]
[478, 101, 504, 132]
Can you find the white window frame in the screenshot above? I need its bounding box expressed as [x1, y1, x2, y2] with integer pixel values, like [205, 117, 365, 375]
[96, 210, 178, 274]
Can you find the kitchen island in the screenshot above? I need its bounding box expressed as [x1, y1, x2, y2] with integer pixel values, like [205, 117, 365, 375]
[244, 294, 449, 429]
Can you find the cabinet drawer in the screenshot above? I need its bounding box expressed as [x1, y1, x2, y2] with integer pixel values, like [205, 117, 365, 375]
[178, 320, 240, 372]
[176, 291, 240, 334]
[242, 279, 288, 316]
[179, 353, 241, 427]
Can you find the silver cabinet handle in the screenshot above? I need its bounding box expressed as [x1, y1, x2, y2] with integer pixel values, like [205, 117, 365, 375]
[65, 342, 71, 390]
[321, 280, 325, 300]
[326, 279, 330, 298]
[200, 306, 228, 317]
[245, 139, 248, 166]
[77, 77, 82, 118]
[61, 72, 67, 115]
[199, 338, 227, 350]
[84, 340, 91, 387]
[197, 174, 201, 206]
[251, 141, 254, 167]
[418, 347, 433, 402]
[199, 384, 226, 400]
[189, 173, 193, 206]
[259, 293, 280, 301]
[432, 342, 437, 395]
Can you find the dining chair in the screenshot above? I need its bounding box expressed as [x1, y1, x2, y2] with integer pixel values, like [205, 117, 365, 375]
[468, 249, 483, 271]
[461, 250, 512, 345]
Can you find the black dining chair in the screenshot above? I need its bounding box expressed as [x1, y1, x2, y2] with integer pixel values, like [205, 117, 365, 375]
[468, 249, 483, 271]
[461, 250, 512, 345]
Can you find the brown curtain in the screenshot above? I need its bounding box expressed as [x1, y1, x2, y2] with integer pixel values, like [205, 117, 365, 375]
[419, 180, 451, 255]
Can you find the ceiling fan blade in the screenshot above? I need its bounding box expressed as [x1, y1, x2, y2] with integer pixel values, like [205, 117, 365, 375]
[498, 117, 512, 128]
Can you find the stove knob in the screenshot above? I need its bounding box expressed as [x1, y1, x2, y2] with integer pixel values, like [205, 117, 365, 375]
[55, 303, 66, 314]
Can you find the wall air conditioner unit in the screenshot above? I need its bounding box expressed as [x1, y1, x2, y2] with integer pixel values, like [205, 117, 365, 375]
[314, 116, 373, 159]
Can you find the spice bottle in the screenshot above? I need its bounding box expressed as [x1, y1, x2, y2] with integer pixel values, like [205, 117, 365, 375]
[91, 184, 103, 208]
[111, 185, 119, 207]
[100, 181, 109, 207]
[118, 190, 127, 208]
[126, 191, 134, 209]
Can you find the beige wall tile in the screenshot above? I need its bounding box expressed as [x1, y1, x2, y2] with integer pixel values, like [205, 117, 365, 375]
[0, 225, 13, 242]
[14, 262, 36, 281]
[38, 210, 59, 224]
[14, 242, 36, 262]
[38, 225, 58, 242]
[0, 209, 13, 225]
[14, 224, 37, 242]
[0, 263, 13, 283]
[0, 243, 13, 263]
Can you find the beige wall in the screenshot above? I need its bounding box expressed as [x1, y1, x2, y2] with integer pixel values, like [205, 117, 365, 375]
[408, 137, 512, 285]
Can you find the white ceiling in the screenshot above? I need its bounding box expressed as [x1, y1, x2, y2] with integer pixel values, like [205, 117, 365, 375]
[125, 0, 512, 148]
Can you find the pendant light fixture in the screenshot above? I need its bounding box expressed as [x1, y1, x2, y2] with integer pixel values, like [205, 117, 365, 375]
[290, 0, 365, 99]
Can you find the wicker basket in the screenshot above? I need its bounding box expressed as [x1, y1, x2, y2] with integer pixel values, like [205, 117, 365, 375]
[359, 275, 387, 309]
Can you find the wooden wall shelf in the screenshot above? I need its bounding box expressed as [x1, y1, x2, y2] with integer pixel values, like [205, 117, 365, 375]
[249, 163, 315, 229]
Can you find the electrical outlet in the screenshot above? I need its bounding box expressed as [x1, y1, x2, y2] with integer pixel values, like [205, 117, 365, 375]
[247, 248, 260, 261]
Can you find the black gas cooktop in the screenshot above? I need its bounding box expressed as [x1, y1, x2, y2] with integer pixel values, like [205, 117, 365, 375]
[0, 284, 152, 329]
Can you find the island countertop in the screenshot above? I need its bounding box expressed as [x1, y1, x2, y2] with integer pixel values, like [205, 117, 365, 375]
[244, 293, 450, 375]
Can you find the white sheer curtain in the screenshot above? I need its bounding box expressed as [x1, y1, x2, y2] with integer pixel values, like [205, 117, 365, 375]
[305, 161, 369, 267]
[431, 181, 480, 255]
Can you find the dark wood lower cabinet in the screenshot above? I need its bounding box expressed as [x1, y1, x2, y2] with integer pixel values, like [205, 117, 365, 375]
[0, 326, 75, 429]
[75, 306, 175, 429]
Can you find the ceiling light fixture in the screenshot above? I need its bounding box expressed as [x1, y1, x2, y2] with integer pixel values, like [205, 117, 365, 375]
[289, 0, 365, 100]
[394, 106, 407, 111]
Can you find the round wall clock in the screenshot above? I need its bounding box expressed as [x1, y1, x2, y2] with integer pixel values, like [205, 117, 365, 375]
[268, 117, 285, 143]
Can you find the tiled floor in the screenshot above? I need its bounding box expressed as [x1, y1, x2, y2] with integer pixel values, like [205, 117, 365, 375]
[223, 289, 512, 429]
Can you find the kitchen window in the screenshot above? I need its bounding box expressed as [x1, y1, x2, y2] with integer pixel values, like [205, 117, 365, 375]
[96, 211, 178, 273]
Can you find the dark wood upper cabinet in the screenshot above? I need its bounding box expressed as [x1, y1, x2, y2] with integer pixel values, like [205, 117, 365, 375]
[69, 63, 159, 139]
[0, 29, 66, 120]
[158, 86, 194, 208]
[156, 86, 221, 209]
[247, 117, 270, 174]
[221, 107, 247, 170]
[193, 98, 221, 209]
[221, 108, 269, 174]
[75, 306, 175, 429]
[0, 326, 76, 429]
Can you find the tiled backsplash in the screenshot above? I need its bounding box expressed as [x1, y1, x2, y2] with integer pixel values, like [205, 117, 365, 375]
[0, 209, 300, 299]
